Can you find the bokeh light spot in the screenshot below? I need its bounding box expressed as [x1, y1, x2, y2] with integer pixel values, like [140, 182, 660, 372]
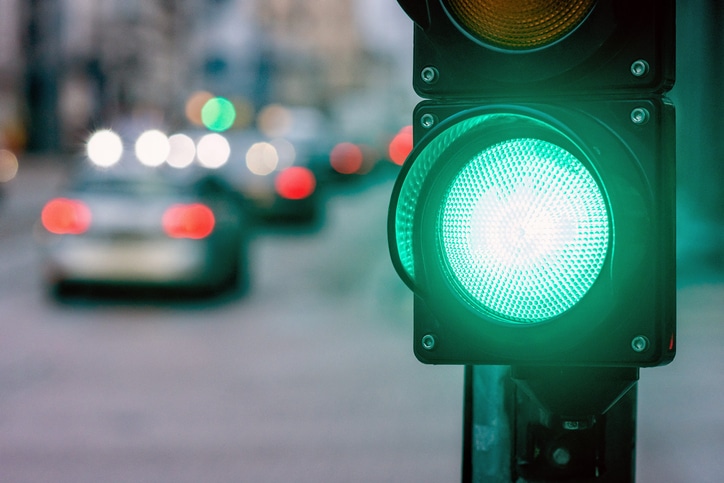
[388, 125, 413, 166]
[246, 142, 279, 175]
[275, 166, 316, 200]
[167, 134, 196, 169]
[41, 198, 92, 235]
[201, 97, 236, 132]
[196, 133, 230, 169]
[135, 130, 170, 167]
[330, 142, 364, 174]
[257, 104, 292, 138]
[0, 149, 19, 183]
[87, 129, 123, 167]
[185, 91, 214, 126]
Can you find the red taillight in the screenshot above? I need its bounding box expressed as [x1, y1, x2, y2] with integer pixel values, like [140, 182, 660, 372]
[388, 125, 413, 166]
[41, 198, 92, 235]
[275, 166, 316, 200]
[162, 203, 215, 239]
[330, 142, 364, 174]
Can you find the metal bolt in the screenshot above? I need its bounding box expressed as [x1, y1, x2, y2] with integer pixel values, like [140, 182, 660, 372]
[630, 107, 650, 125]
[420, 113, 437, 129]
[552, 446, 572, 467]
[421, 66, 439, 85]
[630, 59, 650, 77]
[421, 334, 436, 350]
[631, 335, 650, 353]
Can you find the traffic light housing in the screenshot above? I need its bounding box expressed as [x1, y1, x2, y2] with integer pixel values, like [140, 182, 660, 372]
[390, 0, 676, 367]
[404, 0, 674, 98]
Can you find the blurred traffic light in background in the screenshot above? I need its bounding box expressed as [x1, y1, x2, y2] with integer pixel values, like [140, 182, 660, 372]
[390, 0, 676, 366]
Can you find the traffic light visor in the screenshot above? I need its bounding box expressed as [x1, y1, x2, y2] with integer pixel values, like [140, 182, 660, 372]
[443, 0, 597, 50]
[391, 111, 610, 325]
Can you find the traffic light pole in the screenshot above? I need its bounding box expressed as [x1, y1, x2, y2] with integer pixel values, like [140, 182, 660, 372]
[462, 366, 514, 483]
[462, 366, 638, 482]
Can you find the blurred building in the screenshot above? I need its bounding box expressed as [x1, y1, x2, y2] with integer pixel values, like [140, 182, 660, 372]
[0, 0, 26, 152]
[1, 0, 412, 153]
[257, 0, 362, 105]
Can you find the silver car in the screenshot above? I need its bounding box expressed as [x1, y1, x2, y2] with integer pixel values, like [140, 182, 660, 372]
[38, 169, 250, 297]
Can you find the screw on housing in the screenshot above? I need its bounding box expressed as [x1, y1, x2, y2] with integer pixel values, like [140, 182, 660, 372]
[631, 335, 650, 353]
[630, 59, 650, 77]
[421, 66, 439, 84]
[421, 334, 436, 350]
[420, 113, 437, 129]
[630, 107, 650, 125]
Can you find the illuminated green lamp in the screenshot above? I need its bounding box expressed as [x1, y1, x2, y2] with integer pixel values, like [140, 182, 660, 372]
[390, 110, 609, 326]
[441, 137, 608, 323]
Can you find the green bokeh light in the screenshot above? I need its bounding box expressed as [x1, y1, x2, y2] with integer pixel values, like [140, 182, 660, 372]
[201, 97, 236, 132]
[440, 138, 609, 324]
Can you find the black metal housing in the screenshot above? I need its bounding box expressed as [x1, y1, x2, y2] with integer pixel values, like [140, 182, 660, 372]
[402, 0, 675, 99]
[390, 98, 676, 366]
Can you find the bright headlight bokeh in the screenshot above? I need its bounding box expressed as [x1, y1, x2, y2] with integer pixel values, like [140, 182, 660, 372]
[135, 130, 170, 167]
[196, 133, 230, 169]
[166, 134, 196, 169]
[246, 142, 279, 175]
[87, 129, 123, 167]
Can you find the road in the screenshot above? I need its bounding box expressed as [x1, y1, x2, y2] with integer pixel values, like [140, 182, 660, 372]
[0, 158, 723, 482]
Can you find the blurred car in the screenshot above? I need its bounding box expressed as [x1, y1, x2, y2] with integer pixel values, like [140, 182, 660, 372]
[220, 127, 327, 223]
[38, 168, 250, 296]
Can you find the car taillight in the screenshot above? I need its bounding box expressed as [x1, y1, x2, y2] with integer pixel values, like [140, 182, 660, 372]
[330, 142, 364, 175]
[388, 125, 413, 166]
[274, 166, 316, 200]
[162, 203, 215, 239]
[41, 198, 92, 235]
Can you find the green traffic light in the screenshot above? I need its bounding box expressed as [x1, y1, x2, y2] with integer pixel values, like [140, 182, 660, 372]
[440, 137, 609, 323]
[391, 111, 611, 324]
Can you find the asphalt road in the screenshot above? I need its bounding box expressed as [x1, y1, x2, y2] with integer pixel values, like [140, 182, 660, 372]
[0, 158, 722, 482]
[0, 160, 463, 483]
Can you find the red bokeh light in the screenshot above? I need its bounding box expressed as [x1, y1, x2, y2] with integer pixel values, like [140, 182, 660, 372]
[330, 142, 364, 175]
[162, 203, 215, 239]
[388, 125, 413, 166]
[41, 198, 92, 235]
[275, 166, 317, 200]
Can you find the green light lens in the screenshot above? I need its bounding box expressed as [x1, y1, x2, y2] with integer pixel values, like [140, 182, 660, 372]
[395, 115, 492, 282]
[440, 138, 609, 323]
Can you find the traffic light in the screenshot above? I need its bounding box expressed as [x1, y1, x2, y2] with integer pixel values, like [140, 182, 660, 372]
[389, 0, 676, 366]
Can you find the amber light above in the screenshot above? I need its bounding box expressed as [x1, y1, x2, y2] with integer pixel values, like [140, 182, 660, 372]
[443, 0, 596, 50]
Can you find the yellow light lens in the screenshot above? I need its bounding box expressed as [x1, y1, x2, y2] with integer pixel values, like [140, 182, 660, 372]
[443, 0, 596, 50]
